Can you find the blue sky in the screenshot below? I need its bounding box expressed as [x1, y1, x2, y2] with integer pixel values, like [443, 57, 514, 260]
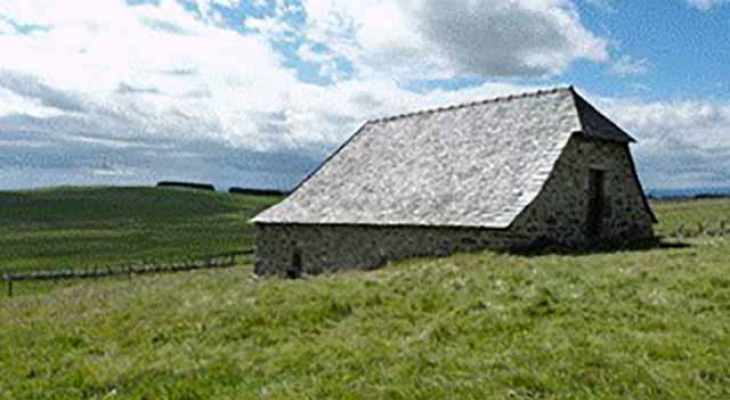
[570, 0, 730, 100]
[0, 0, 728, 191]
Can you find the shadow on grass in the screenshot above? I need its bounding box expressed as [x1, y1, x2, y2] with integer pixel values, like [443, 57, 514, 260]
[508, 236, 691, 257]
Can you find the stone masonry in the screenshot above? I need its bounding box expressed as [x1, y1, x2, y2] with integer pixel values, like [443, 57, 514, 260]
[254, 133, 655, 276]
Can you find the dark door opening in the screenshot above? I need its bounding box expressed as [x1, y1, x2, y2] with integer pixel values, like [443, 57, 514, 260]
[287, 250, 303, 279]
[586, 169, 605, 238]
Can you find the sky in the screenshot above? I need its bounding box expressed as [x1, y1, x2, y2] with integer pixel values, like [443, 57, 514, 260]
[0, 0, 728, 191]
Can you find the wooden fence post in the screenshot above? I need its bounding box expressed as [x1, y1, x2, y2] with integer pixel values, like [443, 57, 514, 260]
[712, 221, 723, 237]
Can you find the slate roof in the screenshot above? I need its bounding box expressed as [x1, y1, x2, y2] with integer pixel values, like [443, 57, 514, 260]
[253, 87, 637, 227]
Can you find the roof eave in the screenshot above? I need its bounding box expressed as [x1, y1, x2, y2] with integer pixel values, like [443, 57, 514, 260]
[253, 220, 514, 230]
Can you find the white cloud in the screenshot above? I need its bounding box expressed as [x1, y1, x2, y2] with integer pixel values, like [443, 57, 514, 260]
[608, 55, 650, 76]
[0, 85, 65, 118]
[686, 0, 730, 10]
[0, 0, 304, 150]
[409, 0, 609, 77]
[591, 95, 730, 189]
[0, 0, 564, 151]
[0, 0, 726, 192]
[0, 0, 555, 189]
[0, 19, 15, 34]
[250, 0, 609, 79]
[193, 0, 240, 18]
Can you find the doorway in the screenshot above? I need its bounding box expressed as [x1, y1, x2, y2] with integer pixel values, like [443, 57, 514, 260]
[586, 169, 605, 238]
[287, 250, 303, 279]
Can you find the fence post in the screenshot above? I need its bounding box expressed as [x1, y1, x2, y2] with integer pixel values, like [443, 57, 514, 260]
[712, 221, 722, 237]
[7, 280, 12, 298]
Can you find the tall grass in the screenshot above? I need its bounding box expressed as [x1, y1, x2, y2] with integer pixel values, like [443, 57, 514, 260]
[2, 239, 730, 399]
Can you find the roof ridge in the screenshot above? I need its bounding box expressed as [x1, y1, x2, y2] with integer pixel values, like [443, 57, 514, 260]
[368, 85, 575, 125]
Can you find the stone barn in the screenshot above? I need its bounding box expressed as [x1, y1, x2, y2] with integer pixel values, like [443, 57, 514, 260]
[252, 87, 656, 277]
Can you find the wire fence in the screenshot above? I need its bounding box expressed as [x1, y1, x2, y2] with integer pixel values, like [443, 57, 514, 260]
[664, 220, 730, 239]
[2, 249, 254, 297]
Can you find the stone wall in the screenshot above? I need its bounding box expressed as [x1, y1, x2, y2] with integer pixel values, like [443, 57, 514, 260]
[254, 133, 655, 276]
[511, 133, 655, 243]
[254, 224, 531, 276]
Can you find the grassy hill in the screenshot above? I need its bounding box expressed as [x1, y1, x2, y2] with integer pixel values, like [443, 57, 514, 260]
[0, 186, 279, 273]
[0, 190, 729, 399]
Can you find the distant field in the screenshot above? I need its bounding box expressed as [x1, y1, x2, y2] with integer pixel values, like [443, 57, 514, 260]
[650, 198, 730, 237]
[0, 186, 725, 274]
[0, 186, 280, 273]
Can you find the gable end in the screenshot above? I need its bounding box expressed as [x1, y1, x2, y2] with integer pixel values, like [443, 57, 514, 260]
[570, 88, 636, 143]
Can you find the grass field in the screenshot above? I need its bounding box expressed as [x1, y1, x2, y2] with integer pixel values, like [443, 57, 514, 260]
[1, 189, 729, 399]
[0, 186, 278, 273]
[651, 198, 730, 237]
